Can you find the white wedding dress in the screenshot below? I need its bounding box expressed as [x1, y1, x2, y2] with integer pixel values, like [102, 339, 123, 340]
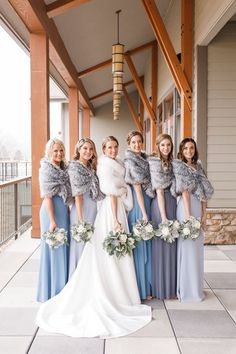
[36, 155, 152, 338]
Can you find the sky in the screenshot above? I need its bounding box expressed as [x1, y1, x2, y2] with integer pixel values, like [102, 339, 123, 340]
[0, 25, 31, 159]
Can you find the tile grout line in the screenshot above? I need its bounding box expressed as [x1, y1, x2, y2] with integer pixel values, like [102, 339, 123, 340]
[25, 327, 39, 354]
[162, 300, 182, 354]
[0, 244, 40, 295]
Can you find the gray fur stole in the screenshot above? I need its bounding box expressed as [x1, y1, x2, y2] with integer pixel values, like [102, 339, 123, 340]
[172, 159, 214, 201]
[68, 160, 104, 201]
[148, 156, 174, 191]
[124, 149, 154, 198]
[39, 158, 72, 205]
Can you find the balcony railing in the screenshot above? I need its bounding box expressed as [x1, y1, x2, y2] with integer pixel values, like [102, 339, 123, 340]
[0, 176, 32, 247]
[0, 161, 31, 182]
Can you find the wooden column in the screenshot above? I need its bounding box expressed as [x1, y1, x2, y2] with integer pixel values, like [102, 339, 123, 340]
[69, 87, 79, 158]
[31, 32, 49, 237]
[82, 108, 90, 137]
[151, 41, 158, 152]
[181, 0, 193, 138]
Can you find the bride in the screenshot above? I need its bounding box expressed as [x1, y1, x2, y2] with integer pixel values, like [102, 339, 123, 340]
[36, 136, 152, 338]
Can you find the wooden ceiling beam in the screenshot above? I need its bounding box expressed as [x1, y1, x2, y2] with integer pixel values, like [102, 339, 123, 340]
[142, 0, 192, 111]
[125, 53, 156, 124]
[78, 40, 156, 78]
[46, 0, 91, 19]
[123, 86, 143, 133]
[9, 0, 94, 114]
[89, 79, 135, 101]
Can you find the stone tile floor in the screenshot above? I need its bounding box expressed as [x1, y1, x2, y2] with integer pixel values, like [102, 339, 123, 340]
[0, 230, 236, 354]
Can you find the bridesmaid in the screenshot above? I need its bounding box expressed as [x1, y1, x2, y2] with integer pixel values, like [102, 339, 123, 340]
[37, 138, 72, 302]
[173, 138, 214, 302]
[124, 130, 154, 300]
[148, 134, 177, 299]
[68, 138, 104, 277]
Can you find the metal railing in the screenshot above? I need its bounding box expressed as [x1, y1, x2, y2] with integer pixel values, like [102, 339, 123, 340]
[0, 161, 32, 182]
[0, 176, 32, 247]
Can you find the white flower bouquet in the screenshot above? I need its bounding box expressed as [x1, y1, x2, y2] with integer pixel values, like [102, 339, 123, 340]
[155, 219, 180, 243]
[71, 222, 94, 243]
[179, 216, 201, 240]
[132, 220, 156, 241]
[43, 228, 68, 249]
[103, 230, 137, 258]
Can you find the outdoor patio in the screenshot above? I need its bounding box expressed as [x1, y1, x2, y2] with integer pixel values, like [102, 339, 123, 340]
[0, 231, 236, 354]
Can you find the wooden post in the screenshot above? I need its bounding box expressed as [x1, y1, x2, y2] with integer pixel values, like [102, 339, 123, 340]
[181, 0, 193, 138]
[69, 87, 79, 158]
[151, 41, 158, 152]
[82, 108, 90, 137]
[31, 32, 49, 237]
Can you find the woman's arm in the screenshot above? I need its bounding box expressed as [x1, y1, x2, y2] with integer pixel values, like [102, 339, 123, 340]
[201, 201, 207, 229]
[75, 194, 84, 223]
[133, 184, 148, 221]
[110, 195, 122, 231]
[44, 197, 57, 231]
[182, 190, 191, 219]
[156, 189, 167, 222]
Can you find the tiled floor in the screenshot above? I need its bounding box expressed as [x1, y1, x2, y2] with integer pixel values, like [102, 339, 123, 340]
[0, 232, 236, 354]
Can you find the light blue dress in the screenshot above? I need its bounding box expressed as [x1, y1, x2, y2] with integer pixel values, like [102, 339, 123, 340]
[177, 194, 204, 302]
[128, 187, 152, 300]
[37, 196, 70, 302]
[172, 159, 214, 302]
[69, 191, 97, 277]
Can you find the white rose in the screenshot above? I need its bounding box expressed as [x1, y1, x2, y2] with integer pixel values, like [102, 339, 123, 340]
[192, 219, 201, 229]
[144, 223, 153, 233]
[55, 232, 65, 242]
[162, 226, 170, 237]
[128, 237, 135, 245]
[133, 227, 141, 236]
[183, 227, 190, 236]
[119, 234, 127, 244]
[77, 224, 86, 233]
[46, 239, 54, 247]
[173, 220, 180, 230]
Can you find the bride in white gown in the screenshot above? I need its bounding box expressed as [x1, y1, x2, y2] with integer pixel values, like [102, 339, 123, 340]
[36, 136, 152, 338]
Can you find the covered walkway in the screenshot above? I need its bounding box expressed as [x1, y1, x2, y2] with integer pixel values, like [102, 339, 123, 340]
[0, 232, 236, 354]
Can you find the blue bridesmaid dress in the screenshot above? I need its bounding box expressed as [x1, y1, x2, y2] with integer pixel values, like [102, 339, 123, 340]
[128, 187, 152, 300]
[37, 195, 70, 302]
[69, 191, 97, 277]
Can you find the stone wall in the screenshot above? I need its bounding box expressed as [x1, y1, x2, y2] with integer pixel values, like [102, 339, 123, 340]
[205, 209, 236, 244]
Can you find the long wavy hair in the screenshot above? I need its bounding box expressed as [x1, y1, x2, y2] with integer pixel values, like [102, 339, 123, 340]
[74, 138, 98, 171]
[45, 138, 66, 168]
[154, 133, 173, 170]
[177, 137, 199, 164]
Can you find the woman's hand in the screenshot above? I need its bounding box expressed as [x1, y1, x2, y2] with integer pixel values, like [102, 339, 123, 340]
[113, 220, 122, 232]
[201, 212, 207, 230]
[142, 213, 148, 222]
[49, 221, 57, 232]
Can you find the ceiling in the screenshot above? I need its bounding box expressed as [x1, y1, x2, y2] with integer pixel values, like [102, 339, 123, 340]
[0, 0, 174, 109]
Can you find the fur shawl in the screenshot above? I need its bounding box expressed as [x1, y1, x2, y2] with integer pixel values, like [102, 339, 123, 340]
[39, 158, 72, 205]
[148, 156, 174, 191]
[97, 154, 133, 211]
[124, 149, 154, 198]
[68, 160, 104, 201]
[172, 159, 214, 201]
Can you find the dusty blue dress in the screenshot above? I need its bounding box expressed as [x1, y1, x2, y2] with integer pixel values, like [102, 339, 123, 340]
[37, 196, 70, 302]
[69, 191, 97, 277]
[172, 159, 214, 302]
[68, 160, 104, 277]
[149, 157, 177, 299]
[37, 158, 72, 302]
[124, 149, 154, 300]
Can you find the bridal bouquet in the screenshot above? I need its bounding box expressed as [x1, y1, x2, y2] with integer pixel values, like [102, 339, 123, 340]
[43, 228, 68, 249]
[103, 230, 137, 258]
[155, 219, 180, 243]
[179, 216, 201, 240]
[132, 220, 156, 241]
[71, 222, 94, 243]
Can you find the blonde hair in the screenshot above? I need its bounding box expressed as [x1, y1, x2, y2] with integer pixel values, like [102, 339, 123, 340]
[74, 138, 98, 171]
[102, 136, 119, 153]
[45, 138, 66, 167]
